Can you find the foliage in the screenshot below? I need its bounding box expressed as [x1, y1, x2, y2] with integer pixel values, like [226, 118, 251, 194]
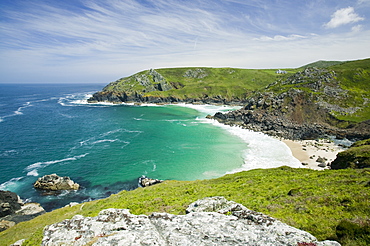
[331, 139, 370, 169]
[1, 167, 369, 246]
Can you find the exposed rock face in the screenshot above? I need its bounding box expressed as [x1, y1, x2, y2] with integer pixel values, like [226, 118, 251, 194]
[34, 174, 79, 191]
[0, 190, 22, 217]
[212, 68, 370, 140]
[42, 197, 340, 246]
[0, 190, 45, 231]
[138, 176, 163, 187]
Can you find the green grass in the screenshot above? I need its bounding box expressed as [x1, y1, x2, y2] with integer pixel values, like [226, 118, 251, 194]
[1, 167, 369, 245]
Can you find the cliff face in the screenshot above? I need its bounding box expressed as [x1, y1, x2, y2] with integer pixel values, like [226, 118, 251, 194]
[88, 59, 370, 140]
[213, 66, 370, 140]
[42, 197, 340, 246]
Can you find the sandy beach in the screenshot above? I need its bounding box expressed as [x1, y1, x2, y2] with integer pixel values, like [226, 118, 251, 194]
[282, 139, 346, 170]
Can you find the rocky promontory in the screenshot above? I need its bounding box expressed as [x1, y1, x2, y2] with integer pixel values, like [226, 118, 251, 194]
[211, 67, 370, 140]
[0, 190, 45, 231]
[42, 197, 340, 245]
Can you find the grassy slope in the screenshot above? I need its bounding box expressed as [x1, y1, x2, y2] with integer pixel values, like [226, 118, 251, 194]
[104, 67, 299, 100]
[1, 167, 369, 245]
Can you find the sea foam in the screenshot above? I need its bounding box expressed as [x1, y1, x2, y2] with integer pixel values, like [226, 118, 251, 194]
[175, 104, 302, 172]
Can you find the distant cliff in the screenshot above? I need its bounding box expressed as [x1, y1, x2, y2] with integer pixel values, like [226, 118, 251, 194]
[88, 59, 370, 140]
[212, 59, 370, 140]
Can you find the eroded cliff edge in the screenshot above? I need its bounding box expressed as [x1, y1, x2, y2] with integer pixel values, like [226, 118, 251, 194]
[88, 59, 370, 140]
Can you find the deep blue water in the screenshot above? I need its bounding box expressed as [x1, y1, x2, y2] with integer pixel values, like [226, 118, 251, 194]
[0, 83, 249, 211]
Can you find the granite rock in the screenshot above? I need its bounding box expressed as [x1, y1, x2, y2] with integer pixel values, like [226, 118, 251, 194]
[34, 174, 79, 191]
[42, 196, 340, 246]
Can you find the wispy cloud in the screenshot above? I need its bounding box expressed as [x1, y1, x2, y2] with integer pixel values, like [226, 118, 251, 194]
[324, 7, 364, 28]
[0, 0, 369, 83]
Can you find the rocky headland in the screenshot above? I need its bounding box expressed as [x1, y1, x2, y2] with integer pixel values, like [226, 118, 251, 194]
[87, 60, 370, 143]
[211, 67, 370, 141]
[0, 190, 45, 232]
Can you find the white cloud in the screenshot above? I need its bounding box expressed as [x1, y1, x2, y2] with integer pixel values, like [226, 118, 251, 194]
[254, 34, 307, 42]
[324, 7, 364, 28]
[351, 24, 363, 32]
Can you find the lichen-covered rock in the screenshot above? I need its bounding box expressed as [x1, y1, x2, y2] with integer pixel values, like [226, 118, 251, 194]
[34, 174, 79, 191]
[42, 197, 340, 246]
[138, 175, 163, 187]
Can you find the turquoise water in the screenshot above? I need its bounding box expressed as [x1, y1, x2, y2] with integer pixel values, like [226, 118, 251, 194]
[0, 84, 248, 210]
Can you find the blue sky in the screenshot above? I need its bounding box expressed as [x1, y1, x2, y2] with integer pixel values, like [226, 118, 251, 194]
[0, 0, 369, 83]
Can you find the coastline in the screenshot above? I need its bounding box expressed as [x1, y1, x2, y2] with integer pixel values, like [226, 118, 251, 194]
[88, 100, 346, 171]
[282, 139, 346, 170]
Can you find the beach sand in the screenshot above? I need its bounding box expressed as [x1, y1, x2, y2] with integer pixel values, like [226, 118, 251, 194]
[282, 139, 346, 170]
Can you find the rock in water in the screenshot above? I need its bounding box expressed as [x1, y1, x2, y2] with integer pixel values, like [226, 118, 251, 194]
[34, 174, 79, 191]
[42, 196, 340, 246]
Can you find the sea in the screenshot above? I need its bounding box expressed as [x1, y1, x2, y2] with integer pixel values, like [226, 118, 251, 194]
[0, 83, 301, 211]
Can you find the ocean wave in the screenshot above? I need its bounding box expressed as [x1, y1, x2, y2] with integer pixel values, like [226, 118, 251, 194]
[0, 102, 33, 123]
[25, 153, 89, 176]
[0, 177, 24, 190]
[176, 104, 301, 172]
[0, 149, 18, 157]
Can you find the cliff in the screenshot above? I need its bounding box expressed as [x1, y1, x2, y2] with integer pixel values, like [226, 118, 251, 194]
[212, 60, 370, 140]
[88, 59, 370, 140]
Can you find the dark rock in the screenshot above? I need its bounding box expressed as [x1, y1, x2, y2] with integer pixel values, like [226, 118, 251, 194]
[0, 190, 22, 217]
[34, 174, 79, 191]
[0, 190, 45, 231]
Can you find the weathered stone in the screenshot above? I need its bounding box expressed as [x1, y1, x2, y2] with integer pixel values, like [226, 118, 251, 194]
[42, 197, 340, 246]
[34, 174, 79, 191]
[138, 175, 163, 187]
[0, 220, 16, 232]
[0, 190, 23, 217]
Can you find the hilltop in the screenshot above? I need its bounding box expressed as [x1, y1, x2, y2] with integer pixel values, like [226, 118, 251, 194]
[88, 58, 370, 140]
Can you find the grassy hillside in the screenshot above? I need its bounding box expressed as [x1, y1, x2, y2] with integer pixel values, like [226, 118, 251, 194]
[300, 60, 345, 69]
[1, 167, 369, 245]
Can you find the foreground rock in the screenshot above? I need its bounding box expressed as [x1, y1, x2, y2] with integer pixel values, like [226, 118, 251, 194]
[34, 174, 79, 191]
[138, 175, 163, 187]
[0, 190, 45, 231]
[42, 196, 339, 245]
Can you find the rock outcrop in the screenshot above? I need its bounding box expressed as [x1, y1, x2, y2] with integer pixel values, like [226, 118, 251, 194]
[42, 197, 340, 245]
[138, 176, 163, 187]
[331, 139, 370, 169]
[0, 190, 45, 231]
[34, 174, 79, 191]
[212, 68, 370, 140]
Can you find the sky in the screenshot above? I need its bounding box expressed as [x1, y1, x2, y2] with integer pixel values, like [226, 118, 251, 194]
[0, 0, 369, 83]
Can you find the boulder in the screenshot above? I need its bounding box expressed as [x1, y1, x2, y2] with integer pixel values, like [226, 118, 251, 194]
[42, 196, 340, 246]
[0, 190, 45, 231]
[138, 175, 163, 187]
[33, 174, 79, 191]
[0, 190, 23, 217]
[0, 220, 15, 232]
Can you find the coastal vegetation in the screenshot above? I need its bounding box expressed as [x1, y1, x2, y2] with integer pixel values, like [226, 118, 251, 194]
[1, 167, 369, 245]
[2, 59, 369, 245]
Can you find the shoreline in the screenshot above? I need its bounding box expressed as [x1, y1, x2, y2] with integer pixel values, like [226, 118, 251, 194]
[87, 100, 347, 171]
[282, 139, 346, 170]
